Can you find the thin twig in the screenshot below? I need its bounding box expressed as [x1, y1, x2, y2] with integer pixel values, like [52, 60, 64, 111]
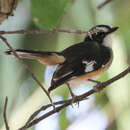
[3, 97, 9, 130]
[98, 0, 113, 9]
[0, 29, 88, 35]
[25, 100, 70, 125]
[0, 35, 54, 108]
[19, 66, 130, 130]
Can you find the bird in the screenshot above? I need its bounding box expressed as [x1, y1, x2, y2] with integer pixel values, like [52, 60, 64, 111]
[5, 25, 118, 99]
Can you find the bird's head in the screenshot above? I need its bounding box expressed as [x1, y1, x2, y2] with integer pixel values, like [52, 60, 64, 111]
[84, 25, 119, 47]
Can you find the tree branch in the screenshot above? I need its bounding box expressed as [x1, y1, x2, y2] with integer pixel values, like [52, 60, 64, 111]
[18, 66, 130, 130]
[0, 0, 18, 24]
[98, 0, 113, 9]
[0, 35, 54, 108]
[0, 28, 88, 35]
[3, 97, 9, 130]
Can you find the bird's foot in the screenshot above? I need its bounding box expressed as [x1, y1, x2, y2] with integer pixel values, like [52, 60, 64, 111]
[48, 91, 56, 110]
[51, 101, 56, 110]
[66, 83, 79, 107]
[88, 79, 103, 92]
[70, 93, 79, 108]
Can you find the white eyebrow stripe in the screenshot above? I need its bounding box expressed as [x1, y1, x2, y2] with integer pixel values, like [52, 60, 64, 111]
[95, 27, 109, 32]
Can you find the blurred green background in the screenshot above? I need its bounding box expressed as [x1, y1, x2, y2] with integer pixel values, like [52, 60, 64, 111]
[0, 0, 130, 130]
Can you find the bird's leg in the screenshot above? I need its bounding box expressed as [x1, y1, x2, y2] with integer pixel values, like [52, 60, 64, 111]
[66, 83, 79, 107]
[50, 98, 56, 110]
[88, 79, 102, 92]
[48, 92, 56, 110]
[66, 83, 75, 98]
[88, 79, 101, 84]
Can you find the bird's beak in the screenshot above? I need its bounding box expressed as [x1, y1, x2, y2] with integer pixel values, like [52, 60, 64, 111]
[110, 26, 119, 33]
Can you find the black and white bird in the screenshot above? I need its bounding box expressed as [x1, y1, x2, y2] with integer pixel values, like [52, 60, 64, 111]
[5, 25, 118, 97]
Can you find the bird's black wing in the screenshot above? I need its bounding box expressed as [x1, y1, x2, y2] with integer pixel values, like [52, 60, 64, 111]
[48, 41, 111, 92]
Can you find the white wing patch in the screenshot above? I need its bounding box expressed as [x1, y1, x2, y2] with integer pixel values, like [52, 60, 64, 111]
[53, 71, 73, 81]
[82, 60, 96, 73]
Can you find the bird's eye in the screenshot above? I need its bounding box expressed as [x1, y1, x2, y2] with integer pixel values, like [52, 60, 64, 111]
[99, 32, 105, 37]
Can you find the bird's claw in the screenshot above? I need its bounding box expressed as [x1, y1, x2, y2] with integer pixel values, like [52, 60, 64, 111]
[88, 79, 103, 92]
[70, 95, 79, 108]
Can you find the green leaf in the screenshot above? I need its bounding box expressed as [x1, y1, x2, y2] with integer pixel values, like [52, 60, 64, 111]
[31, 0, 73, 29]
[59, 109, 70, 130]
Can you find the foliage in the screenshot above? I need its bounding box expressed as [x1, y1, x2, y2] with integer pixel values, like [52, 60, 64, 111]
[31, 0, 73, 29]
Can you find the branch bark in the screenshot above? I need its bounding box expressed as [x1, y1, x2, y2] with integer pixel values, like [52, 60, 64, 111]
[0, 29, 88, 35]
[0, 0, 18, 24]
[98, 0, 113, 9]
[18, 66, 130, 130]
[3, 97, 9, 130]
[0, 35, 54, 107]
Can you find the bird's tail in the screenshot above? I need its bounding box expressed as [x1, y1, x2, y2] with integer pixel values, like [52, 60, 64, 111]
[5, 49, 53, 59]
[5, 49, 65, 65]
